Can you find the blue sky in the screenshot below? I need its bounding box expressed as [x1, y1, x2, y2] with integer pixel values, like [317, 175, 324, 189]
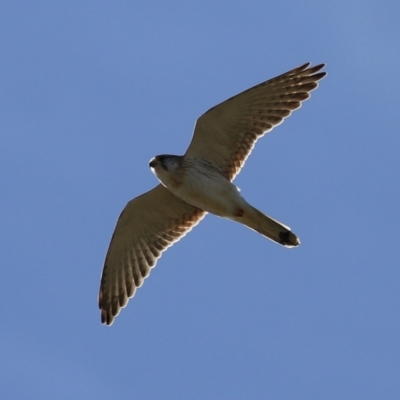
[1, 2, 399, 399]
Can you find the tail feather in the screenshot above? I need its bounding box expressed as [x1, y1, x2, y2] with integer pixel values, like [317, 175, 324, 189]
[240, 205, 300, 248]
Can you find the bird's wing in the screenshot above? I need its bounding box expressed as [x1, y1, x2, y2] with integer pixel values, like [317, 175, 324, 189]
[99, 184, 206, 325]
[185, 63, 326, 181]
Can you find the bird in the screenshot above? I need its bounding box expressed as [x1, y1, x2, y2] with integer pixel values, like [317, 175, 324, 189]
[99, 62, 326, 325]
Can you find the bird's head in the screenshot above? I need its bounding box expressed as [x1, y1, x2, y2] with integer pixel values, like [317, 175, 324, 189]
[149, 154, 181, 171]
[149, 155, 183, 186]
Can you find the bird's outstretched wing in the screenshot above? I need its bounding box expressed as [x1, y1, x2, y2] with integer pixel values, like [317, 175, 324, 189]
[99, 184, 206, 325]
[185, 63, 326, 181]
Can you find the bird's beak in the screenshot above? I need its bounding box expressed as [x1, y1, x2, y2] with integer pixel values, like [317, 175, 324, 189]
[149, 158, 157, 168]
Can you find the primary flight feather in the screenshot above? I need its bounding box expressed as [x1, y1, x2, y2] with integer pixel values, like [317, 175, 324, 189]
[99, 62, 326, 325]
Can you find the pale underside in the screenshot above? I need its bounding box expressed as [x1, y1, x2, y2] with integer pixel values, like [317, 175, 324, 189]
[99, 62, 326, 325]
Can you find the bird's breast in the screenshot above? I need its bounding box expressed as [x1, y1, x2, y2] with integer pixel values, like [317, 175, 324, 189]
[161, 158, 245, 217]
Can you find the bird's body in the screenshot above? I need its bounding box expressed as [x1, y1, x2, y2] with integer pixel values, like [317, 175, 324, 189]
[151, 155, 245, 218]
[150, 155, 298, 247]
[99, 62, 326, 325]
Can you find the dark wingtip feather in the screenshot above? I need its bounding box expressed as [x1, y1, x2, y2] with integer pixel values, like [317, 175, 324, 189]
[276, 62, 326, 82]
[313, 72, 327, 81]
[101, 309, 114, 326]
[306, 63, 326, 74]
[294, 62, 311, 72]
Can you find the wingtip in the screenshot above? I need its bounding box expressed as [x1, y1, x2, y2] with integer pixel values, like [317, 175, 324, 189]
[101, 309, 115, 326]
[298, 62, 326, 77]
[292, 62, 311, 73]
[307, 63, 327, 77]
[283, 62, 327, 80]
[99, 291, 116, 326]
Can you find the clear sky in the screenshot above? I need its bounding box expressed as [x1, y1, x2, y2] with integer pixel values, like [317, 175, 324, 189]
[1, 2, 399, 399]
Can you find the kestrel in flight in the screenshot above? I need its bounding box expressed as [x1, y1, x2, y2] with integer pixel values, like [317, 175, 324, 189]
[99, 62, 326, 325]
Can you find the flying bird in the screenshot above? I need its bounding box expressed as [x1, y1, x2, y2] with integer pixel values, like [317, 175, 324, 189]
[99, 62, 326, 325]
